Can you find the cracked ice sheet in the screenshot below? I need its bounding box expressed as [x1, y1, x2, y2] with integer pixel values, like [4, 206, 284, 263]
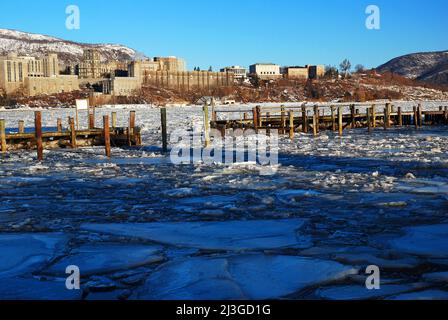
[135, 254, 358, 300]
[0, 233, 68, 277]
[45, 244, 165, 276]
[388, 224, 448, 258]
[81, 219, 311, 251]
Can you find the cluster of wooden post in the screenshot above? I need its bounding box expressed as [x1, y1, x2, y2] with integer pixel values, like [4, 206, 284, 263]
[0, 110, 138, 161]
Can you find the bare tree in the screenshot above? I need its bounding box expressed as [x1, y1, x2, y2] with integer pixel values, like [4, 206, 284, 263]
[339, 59, 352, 78]
[355, 64, 366, 73]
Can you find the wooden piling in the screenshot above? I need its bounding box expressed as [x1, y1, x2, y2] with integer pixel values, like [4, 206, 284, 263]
[0, 119, 6, 153]
[252, 107, 258, 133]
[266, 112, 271, 136]
[128, 111, 136, 146]
[372, 104, 376, 128]
[338, 106, 343, 136]
[57, 118, 62, 132]
[204, 104, 211, 147]
[367, 108, 371, 133]
[280, 106, 285, 135]
[256, 106, 262, 127]
[89, 113, 95, 129]
[112, 112, 117, 129]
[18, 120, 25, 134]
[161, 108, 168, 153]
[312, 113, 318, 137]
[34, 112, 43, 161]
[103, 115, 111, 158]
[385, 103, 391, 128]
[397, 107, 403, 127]
[417, 104, 423, 127]
[289, 111, 294, 140]
[350, 104, 356, 128]
[413, 106, 418, 129]
[302, 106, 308, 133]
[69, 117, 77, 148]
[331, 106, 336, 131]
[383, 108, 388, 130]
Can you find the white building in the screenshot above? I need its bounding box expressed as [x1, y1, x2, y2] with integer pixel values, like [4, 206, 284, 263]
[249, 63, 281, 80]
[220, 65, 247, 82]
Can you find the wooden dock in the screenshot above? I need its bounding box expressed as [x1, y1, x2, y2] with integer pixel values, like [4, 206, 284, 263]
[210, 103, 448, 138]
[0, 110, 142, 161]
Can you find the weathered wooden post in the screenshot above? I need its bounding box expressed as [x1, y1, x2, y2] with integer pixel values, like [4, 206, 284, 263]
[252, 107, 258, 133]
[256, 106, 262, 127]
[57, 118, 62, 132]
[383, 107, 388, 130]
[34, 111, 43, 161]
[280, 106, 286, 135]
[385, 103, 391, 128]
[444, 106, 448, 124]
[302, 106, 308, 133]
[89, 113, 95, 129]
[266, 112, 271, 136]
[371, 104, 376, 128]
[128, 111, 136, 146]
[413, 106, 418, 129]
[161, 108, 168, 153]
[338, 106, 343, 137]
[367, 108, 371, 133]
[289, 111, 294, 140]
[103, 115, 111, 158]
[69, 117, 77, 148]
[331, 106, 336, 131]
[350, 104, 356, 128]
[204, 104, 211, 147]
[398, 107, 403, 127]
[418, 104, 423, 127]
[18, 120, 25, 134]
[313, 105, 319, 133]
[0, 119, 6, 154]
[312, 113, 318, 137]
[112, 112, 117, 129]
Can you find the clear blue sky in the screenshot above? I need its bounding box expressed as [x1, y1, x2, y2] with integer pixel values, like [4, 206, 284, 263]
[0, 0, 446, 70]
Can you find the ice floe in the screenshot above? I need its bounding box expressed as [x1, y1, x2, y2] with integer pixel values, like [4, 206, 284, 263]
[81, 219, 311, 251]
[389, 224, 448, 258]
[45, 244, 164, 276]
[136, 254, 357, 300]
[0, 233, 68, 277]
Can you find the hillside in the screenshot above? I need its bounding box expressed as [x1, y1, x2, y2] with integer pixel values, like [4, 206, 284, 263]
[377, 51, 448, 85]
[0, 28, 144, 65]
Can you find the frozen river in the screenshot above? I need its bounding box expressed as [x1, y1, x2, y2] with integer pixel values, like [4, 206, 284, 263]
[0, 103, 448, 300]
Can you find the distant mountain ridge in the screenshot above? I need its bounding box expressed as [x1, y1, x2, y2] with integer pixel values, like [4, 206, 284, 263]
[376, 50, 448, 85]
[0, 28, 145, 65]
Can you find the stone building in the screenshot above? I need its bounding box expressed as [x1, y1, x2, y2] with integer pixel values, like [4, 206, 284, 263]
[308, 65, 325, 79]
[154, 56, 186, 72]
[103, 76, 141, 96]
[0, 53, 79, 96]
[249, 63, 281, 80]
[78, 49, 103, 79]
[285, 66, 309, 79]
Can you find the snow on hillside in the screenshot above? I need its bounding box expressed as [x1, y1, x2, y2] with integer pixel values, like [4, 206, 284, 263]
[0, 28, 142, 64]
